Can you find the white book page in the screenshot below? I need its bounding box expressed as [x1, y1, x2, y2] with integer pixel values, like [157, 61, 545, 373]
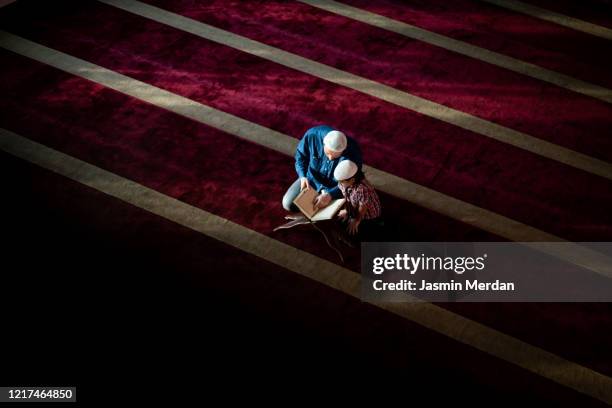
[311, 198, 346, 222]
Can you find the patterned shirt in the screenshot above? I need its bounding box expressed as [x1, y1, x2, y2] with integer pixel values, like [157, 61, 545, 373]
[338, 179, 382, 220]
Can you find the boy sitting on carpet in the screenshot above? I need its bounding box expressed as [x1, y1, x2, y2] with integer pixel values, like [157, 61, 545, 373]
[333, 160, 383, 240]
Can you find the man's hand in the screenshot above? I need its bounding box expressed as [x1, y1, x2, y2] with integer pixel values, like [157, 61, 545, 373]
[347, 218, 361, 235]
[300, 177, 310, 191]
[313, 191, 332, 210]
[337, 209, 348, 221]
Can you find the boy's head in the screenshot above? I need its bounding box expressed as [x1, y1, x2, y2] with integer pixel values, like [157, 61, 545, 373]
[334, 160, 359, 187]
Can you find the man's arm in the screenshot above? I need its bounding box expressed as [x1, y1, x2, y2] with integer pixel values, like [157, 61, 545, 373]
[294, 133, 310, 178]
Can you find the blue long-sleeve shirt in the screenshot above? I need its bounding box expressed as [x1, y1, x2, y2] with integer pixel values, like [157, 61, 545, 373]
[295, 125, 363, 199]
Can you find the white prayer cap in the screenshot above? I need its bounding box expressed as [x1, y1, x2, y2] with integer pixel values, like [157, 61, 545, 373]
[334, 160, 358, 181]
[323, 130, 347, 152]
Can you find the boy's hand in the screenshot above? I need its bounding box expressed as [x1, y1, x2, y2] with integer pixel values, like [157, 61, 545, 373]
[300, 177, 310, 191]
[347, 218, 361, 235]
[313, 192, 332, 210]
[337, 209, 348, 221]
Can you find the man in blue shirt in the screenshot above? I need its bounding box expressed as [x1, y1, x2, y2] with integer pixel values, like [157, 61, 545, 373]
[282, 125, 363, 212]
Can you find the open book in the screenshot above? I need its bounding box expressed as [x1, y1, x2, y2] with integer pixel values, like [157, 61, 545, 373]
[293, 187, 346, 222]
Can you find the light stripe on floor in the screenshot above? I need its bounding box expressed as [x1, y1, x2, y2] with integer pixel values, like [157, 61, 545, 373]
[481, 0, 612, 41]
[3, 30, 612, 282]
[95, 0, 612, 182]
[1, 127, 611, 404]
[300, 0, 612, 104]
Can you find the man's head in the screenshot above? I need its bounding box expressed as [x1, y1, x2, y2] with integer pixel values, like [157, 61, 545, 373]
[334, 160, 359, 187]
[323, 130, 347, 160]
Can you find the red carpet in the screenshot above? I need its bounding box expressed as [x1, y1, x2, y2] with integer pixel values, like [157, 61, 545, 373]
[2, 48, 612, 376]
[1, 0, 611, 403]
[342, 0, 612, 89]
[2, 150, 606, 405]
[517, 0, 612, 30]
[1, 4, 612, 241]
[143, 0, 612, 161]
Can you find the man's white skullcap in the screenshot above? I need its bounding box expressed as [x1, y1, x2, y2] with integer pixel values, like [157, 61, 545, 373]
[334, 160, 358, 181]
[323, 130, 347, 152]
